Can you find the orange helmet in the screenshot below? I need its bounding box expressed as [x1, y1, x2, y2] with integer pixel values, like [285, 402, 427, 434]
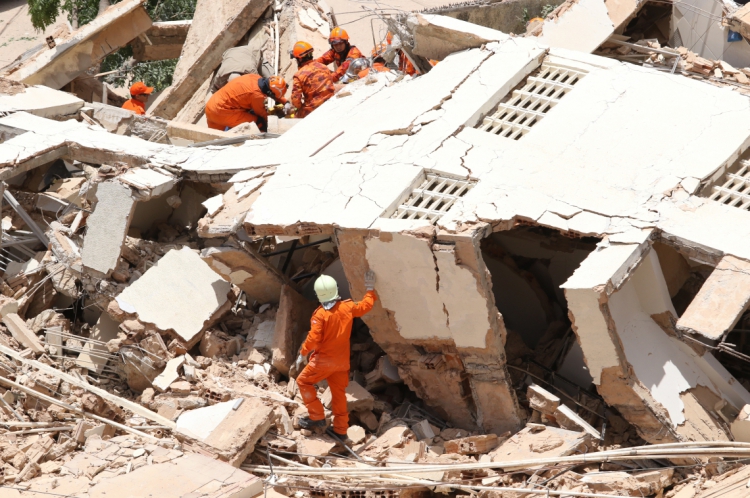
[329, 27, 349, 44]
[291, 41, 313, 59]
[268, 76, 288, 103]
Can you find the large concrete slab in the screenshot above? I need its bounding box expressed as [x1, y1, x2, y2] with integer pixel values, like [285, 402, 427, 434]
[131, 20, 192, 61]
[88, 452, 263, 497]
[115, 247, 231, 345]
[82, 181, 136, 276]
[148, 0, 272, 120]
[677, 255, 750, 342]
[2, 0, 152, 88]
[0, 81, 83, 118]
[175, 397, 274, 466]
[272, 285, 318, 375]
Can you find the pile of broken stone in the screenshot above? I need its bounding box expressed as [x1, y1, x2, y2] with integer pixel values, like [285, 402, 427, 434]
[0, 174, 740, 497]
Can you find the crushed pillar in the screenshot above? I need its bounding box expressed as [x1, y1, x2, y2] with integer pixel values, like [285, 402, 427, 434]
[131, 20, 192, 61]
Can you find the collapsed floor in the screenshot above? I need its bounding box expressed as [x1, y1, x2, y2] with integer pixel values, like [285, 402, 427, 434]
[6, 0, 750, 497]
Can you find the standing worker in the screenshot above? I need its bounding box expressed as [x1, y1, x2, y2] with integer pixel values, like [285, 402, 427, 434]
[316, 27, 363, 83]
[121, 81, 153, 115]
[205, 74, 288, 132]
[290, 41, 335, 118]
[293, 271, 378, 440]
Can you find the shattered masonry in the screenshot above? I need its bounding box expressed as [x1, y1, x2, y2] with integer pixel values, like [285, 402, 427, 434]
[3, 0, 750, 497]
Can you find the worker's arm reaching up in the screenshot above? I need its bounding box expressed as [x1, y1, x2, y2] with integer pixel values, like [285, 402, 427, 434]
[352, 270, 377, 317]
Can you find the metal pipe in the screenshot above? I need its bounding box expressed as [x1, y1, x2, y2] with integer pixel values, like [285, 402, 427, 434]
[2, 188, 49, 246]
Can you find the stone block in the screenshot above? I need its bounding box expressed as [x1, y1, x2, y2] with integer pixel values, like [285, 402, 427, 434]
[527, 384, 560, 416]
[554, 405, 601, 439]
[444, 434, 499, 455]
[2, 312, 44, 353]
[175, 398, 274, 466]
[321, 381, 374, 412]
[82, 181, 136, 276]
[152, 355, 185, 392]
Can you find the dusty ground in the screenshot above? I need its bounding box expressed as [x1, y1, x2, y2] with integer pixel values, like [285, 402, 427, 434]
[0, 0, 71, 69]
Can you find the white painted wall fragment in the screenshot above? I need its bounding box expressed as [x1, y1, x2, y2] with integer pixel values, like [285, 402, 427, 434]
[82, 181, 136, 275]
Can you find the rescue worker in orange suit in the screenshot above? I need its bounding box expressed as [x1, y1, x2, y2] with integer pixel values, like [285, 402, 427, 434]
[386, 32, 416, 76]
[205, 74, 288, 132]
[290, 41, 335, 118]
[358, 44, 391, 78]
[293, 271, 377, 440]
[316, 27, 363, 83]
[121, 81, 153, 115]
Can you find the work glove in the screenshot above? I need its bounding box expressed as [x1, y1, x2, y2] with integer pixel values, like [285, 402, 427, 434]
[283, 102, 292, 115]
[365, 270, 376, 291]
[289, 353, 309, 378]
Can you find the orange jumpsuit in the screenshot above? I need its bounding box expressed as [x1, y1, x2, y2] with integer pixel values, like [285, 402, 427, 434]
[358, 62, 390, 78]
[122, 99, 146, 115]
[297, 291, 377, 435]
[316, 45, 364, 83]
[398, 51, 417, 76]
[205, 73, 268, 131]
[292, 60, 335, 119]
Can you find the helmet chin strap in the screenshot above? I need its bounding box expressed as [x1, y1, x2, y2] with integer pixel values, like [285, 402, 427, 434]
[321, 297, 340, 310]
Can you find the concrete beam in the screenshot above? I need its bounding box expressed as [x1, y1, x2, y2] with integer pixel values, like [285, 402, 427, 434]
[132, 20, 192, 61]
[148, 0, 272, 120]
[2, 0, 152, 89]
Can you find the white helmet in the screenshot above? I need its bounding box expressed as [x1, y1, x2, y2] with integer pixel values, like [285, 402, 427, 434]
[314, 275, 339, 303]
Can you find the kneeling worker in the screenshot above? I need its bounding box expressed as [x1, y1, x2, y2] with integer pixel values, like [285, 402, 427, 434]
[291, 41, 335, 118]
[293, 271, 377, 440]
[122, 81, 153, 115]
[205, 74, 288, 132]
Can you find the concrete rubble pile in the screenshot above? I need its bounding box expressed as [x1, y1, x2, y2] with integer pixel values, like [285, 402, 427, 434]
[5, 1, 750, 498]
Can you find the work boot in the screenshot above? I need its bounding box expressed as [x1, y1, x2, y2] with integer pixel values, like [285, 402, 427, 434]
[298, 416, 326, 434]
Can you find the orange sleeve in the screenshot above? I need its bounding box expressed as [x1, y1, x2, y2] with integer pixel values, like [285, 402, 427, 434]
[351, 290, 377, 318]
[332, 64, 346, 82]
[301, 308, 325, 356]
[292, 72, 304, 109]
[316, 50, 335, 66]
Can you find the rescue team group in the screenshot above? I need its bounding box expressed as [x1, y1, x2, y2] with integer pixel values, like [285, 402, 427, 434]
[122, 28, 418, 133]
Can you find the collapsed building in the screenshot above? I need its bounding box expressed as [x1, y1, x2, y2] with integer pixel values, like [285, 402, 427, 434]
[3, 0, 750, 496]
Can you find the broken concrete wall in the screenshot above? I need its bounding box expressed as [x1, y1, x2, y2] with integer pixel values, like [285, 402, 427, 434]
[337, 227, 521, 434]
[409, 14, 507, 61]
[148, 0, 272, 120]
[1, 0, 152, 89]
[564, 239, 750, 443]
[679, 0, 750, 69]
[271, 284, 317, 375]
[526, 0, 640, 53]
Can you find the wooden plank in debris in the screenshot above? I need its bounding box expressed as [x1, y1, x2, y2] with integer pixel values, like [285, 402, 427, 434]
[0, 343, 176, 429]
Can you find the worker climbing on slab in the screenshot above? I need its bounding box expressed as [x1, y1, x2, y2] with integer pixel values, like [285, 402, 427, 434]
[204, 74, 289, 132]
[316, 27, 364, 83]
[290, 41, 335, 118]
[121, 81, 153, 115]
[291, 271, 378, 441]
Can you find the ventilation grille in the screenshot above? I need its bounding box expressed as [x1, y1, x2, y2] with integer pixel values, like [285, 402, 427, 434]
[476, 62, 588, 140]
[390, 173, 476, 223]
[708, 160, 750, 210]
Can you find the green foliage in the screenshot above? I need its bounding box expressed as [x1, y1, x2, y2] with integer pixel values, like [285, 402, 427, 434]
[27, 0, 100, 31]
[101, 46, 178, 92]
